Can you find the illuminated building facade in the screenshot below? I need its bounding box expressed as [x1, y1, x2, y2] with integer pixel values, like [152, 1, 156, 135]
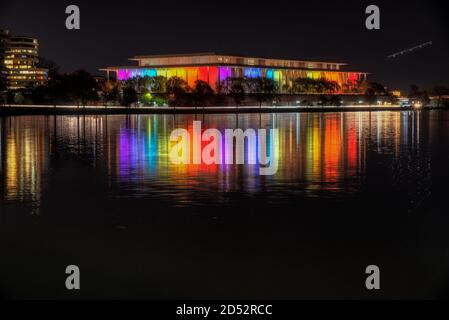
[4, 35, 47, 90]
[0, 28, 9, 87]
[102, 53, 368, 93]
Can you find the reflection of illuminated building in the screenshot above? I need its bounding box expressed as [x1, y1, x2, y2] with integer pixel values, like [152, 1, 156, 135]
[111, 114, 362, 192]
[0, 112, 430, 205]
[111, 114, 364, 195]
[324, 115, 341, 183]
[102, 53, 367, 93]
[1, 117, 49, 202]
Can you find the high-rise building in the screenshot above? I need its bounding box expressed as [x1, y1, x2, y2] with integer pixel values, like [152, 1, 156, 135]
[4, 35, 47, 90]
[0, 28, 9, 88]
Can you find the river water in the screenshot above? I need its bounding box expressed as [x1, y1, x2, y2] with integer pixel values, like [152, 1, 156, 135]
[1, 111, 448, 299]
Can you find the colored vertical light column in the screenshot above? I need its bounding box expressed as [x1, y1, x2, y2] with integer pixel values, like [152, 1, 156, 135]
[148, 69, 157, 77]
[208, 67, 219, 90]
[156, 68, 167, 78]
[273, 70, 282, 84]
[117, 69, 129, 81]
[324, 115, 341, 182]
[167, 68, 177, 78]
[219, 67, 231, 82]
[147, 116, 158, 172]
[176, 68, 186, 81]
[244, 68, 262, 78]
[348, 73, 358, 82]
[347, 123, 358, 174]
[187, 68, 198, 88]
[198, 67, 209, 83]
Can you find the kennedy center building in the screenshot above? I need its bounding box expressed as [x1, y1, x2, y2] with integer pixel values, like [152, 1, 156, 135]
[102, 53, 368, 93]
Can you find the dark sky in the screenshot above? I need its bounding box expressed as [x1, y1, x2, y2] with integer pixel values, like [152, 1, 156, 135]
[1, 0, 448, 91]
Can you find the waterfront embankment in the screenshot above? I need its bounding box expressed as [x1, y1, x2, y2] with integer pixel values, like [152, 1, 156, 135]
[0, 104, 434, 116]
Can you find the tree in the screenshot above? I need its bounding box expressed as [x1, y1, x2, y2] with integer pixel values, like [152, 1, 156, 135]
[36, 58, 63, 106]
[431, 86, 449, 108]
[144, 76, 167, 107]
[124, 76, 148, 93]
[101, 81, 120, 106]
[166, 76, 189, 108]
[0, 77, 6, 92]
[293, 78, 341, 95]
[138, 90, 152, 105]
[246, 77, 278, 107]
[356, 81, 389, 105]
[147, 76, 166, 93]
[122, 86, 138, 107]
[38, 57, 60, 81]
[152, 95, 167, 107]
[221, 77, 246, 107]
[67, 70, 99, 107]
[14, 92, 25, 104]
[191, 80, 214, 108]
[282, 82, 294, 94]
[30, 85, 49, 105]
[48, 73, 68, 106]
[408, 84, 430, 105]
[293, 78, 313, 93]
[315, 79, 328, 94]
[324, 80, 341, 94]
[364, 88, 377, 105]
[359, 81, 387, 95]
[409, 84, 420, 97]
[293, 78, 324, 94]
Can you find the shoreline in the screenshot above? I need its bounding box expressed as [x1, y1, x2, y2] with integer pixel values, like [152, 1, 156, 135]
[0, 104, 441, 116]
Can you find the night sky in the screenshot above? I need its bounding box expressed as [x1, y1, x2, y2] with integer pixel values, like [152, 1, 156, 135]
[1, 0, 448, 91]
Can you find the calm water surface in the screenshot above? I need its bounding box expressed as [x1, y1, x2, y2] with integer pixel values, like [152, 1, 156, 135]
[1, 111, 449, 299]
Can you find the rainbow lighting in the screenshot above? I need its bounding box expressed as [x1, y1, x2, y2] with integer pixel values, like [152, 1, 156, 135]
[101, 53, 368, 93]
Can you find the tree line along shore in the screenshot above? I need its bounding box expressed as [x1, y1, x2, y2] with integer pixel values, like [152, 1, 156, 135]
[1, 64, 448, 109]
